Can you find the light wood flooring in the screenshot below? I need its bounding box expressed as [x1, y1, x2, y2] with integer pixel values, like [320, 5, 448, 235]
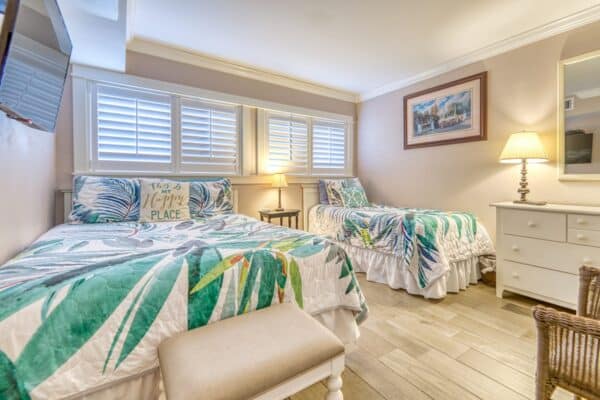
[292, 275, 574, 400]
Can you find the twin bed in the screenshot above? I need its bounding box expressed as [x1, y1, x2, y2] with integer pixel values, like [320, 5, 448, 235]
[0, 176, 494, 400]
[302, 180, 495, 299]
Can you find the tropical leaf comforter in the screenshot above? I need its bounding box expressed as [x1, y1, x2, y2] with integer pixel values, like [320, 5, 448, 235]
[0, 214, 367, 400]
[309, 205, 495, 289]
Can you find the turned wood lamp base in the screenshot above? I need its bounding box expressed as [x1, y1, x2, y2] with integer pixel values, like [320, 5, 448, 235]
[513, 159, 546, 206]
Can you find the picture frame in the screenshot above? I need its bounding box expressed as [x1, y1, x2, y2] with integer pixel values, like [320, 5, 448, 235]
[404, 72, 487, 149]
[564, 96, 575, 111]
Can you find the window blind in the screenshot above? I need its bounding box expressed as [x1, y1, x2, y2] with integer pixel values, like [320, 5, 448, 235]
[267, 112, 308, 175]
[180, 99, 239, 174]
[312, 119, 347, 173]
[95, 85, 172, 167]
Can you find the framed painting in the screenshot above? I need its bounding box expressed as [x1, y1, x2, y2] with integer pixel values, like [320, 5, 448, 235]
[404, 72, 487, 149]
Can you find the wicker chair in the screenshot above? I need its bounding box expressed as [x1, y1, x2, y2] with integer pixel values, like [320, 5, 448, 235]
[533, 265, 600, 400]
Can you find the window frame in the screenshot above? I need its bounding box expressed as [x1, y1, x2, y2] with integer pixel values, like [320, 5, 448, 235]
[91, 83, 176, 174]
[85, 81, 243, 177]
[72, 64, 354, 180]
[258, 109, 353, 177]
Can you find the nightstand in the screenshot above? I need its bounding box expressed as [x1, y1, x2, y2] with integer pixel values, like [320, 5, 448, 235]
[259, 209, 300, 229]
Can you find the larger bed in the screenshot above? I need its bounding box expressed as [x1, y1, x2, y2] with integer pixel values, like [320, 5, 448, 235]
[0, 179, 367, 400]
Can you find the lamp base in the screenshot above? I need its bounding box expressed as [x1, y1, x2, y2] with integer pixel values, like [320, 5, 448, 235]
[274, 207, 284, 211]
[513, 200, 547, 206]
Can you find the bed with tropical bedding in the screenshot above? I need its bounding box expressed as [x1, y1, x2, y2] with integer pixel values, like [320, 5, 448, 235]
[0, 177, 367, 400]
[308, 178, 495, 298]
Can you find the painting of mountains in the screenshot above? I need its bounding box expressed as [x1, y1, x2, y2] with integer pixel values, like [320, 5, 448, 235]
[403, 72, 487, 149]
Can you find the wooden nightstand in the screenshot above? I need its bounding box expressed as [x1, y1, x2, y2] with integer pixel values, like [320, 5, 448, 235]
[259, 209, 300, 229]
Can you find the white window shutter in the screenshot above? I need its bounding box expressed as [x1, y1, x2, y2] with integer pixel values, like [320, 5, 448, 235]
[266, 112, 308, 175]
[312, 119, 348, 175]
[94, 84, 172, 171]
[179, 98, 240, 175]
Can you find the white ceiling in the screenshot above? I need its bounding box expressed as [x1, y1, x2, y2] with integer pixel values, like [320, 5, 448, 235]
[131, 0, 600, 99]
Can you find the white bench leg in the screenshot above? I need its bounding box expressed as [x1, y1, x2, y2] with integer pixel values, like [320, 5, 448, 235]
[325, 374, 343, 400]
[158, 370, 167, 400]
[325, 355, 344, 400]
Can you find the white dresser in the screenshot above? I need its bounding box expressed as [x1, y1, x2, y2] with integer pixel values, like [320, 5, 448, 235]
[492, 202, 600, 310]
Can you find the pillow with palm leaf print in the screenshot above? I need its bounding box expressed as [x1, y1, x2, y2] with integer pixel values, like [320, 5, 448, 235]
[69, 176, 140, 223]
[189, 178, 234, 218]
[340, 178, 369, 207]
[322, 178, 369, 208]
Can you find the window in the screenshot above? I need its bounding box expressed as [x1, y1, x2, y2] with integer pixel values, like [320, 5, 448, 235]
[89, 83, 241, 175]
[73, 65, 353, 179]
[259, 110, 351, 176]
[265, 112, 308, 175]
[312, 119, 347, 175]
[94, 85, 173, 171]
[180, 99, 239, 174]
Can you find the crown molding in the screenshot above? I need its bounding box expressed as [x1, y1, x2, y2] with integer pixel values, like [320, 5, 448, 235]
[360, 5, 600, 101]
[127, 37, 359, 103]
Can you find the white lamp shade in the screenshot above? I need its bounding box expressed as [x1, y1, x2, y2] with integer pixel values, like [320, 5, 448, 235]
[500, 131, 548, 164]
[271, 173, 288, 188]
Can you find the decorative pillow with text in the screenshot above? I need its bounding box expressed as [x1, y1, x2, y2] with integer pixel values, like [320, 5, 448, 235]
[139, 179, 190, 222]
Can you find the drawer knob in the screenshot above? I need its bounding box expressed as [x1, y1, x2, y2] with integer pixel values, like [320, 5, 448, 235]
[527, 220, 537, 228]
[577, 233, 587, 241]
[576, 217, 586, 225]
[511, 245, 520, 252]
[583, 257, 592, 264]
[511, 272, 520, 279]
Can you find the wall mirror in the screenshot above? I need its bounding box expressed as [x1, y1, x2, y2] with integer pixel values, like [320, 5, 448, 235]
[558, 50, 600, 180]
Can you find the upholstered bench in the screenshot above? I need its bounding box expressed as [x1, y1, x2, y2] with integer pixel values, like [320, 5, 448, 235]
[158, 303, 345, 400]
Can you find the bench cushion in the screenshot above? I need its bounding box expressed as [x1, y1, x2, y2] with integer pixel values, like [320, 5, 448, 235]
[158, 303, 345, 400]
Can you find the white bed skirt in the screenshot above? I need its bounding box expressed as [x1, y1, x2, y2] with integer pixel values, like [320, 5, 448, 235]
[63, 308, 359, 400]
[338, 242, 481, 299]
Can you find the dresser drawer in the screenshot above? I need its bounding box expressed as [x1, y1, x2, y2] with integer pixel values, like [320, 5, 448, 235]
[501, 209, 566, 242]
[501, 234, 600, 274]
[503, 261, 578, 306]
[568, 214, 600, 231]
[568, 229, 600, 247]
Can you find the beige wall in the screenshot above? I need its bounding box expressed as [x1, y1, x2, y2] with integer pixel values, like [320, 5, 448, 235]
[0, 115, 56, 263]
[54, 51, 356, 224]
[357, 21, 600, 242]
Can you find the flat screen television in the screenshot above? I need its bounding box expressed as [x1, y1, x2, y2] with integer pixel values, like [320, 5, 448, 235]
[0, 0, 71, 132]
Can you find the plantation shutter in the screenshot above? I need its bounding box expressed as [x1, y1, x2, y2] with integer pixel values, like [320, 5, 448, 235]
[94, 84, 172, 171]
[180, 99, 240, 174]
[312, 119, 348, 174]
[266, 112, 308, 175]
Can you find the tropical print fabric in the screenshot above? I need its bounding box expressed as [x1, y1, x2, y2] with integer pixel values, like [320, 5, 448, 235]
[324, 179, 344, 206]
[340, 186, 369, 208]
[189, 178, 234, 218]
[68, 176, 140, 223]
[0, 214, 366, 400]
[309, 205, 494, 289]
[321, 178, 370, 208]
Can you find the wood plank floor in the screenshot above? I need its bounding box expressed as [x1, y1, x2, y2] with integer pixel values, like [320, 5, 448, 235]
[292, 275, 574, 400]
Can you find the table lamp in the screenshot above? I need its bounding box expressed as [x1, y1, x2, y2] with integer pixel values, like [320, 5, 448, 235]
[272, 173, 288, 211]
[500, 131, 548, 205]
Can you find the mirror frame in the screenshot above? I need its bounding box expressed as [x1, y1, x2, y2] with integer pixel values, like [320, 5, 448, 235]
[558, 49, 600, 181]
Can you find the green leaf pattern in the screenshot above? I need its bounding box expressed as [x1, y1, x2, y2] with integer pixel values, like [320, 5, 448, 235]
[310, 204, 494, 289]
[0, 214, 366, 398]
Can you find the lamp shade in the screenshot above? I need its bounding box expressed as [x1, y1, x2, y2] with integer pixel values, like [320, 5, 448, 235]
[271, 173, 288, 188]
[500, 131, 548, 164]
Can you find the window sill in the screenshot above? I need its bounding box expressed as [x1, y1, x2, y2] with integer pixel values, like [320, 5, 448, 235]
[70, 171, 351, 186]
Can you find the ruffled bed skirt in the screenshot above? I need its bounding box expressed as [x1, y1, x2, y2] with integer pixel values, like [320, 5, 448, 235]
[65, 308, 359, 400]
[338, 242, 482, 299]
